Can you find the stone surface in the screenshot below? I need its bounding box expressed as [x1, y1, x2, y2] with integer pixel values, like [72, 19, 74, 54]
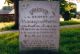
[19, 1, 60, 50]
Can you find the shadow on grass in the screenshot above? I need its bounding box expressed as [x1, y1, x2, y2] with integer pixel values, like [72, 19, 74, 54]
[19, 48, 59, 54]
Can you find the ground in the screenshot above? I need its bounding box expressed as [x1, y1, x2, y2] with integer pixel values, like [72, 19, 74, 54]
[0, 19, 80, 54]
[0, 28, 80, 54]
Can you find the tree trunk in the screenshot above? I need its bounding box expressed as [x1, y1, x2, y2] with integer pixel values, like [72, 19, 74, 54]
[14, 0, 19, 30]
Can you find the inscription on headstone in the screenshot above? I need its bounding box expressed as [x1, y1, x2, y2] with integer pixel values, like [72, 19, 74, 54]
[19, 1, 60, 50]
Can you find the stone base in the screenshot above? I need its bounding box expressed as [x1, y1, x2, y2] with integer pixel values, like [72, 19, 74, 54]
[19, 48, 59, 54]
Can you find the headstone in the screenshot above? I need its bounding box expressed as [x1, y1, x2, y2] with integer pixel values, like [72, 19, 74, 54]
[19, 1, 60, 51]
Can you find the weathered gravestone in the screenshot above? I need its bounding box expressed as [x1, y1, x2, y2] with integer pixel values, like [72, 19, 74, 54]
[19, 0, 60, 52]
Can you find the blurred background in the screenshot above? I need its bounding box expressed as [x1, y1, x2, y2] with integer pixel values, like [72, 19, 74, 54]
[0, 0, 80, 30]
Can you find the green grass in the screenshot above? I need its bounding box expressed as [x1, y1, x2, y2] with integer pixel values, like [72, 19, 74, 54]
[60, 28, 80, 54]
[0, 28, 80, 54]
[0, 32, 19, 54]
[60, 21, 80, 26]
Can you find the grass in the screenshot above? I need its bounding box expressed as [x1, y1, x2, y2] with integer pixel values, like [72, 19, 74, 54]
[0, 28, 80, 54]
[0, 22, 14, 29]
[0, 25, 16, 31]
[60, 28, 80, 54]
[60, 21, 80, 26]
[0, 32, 19, 54]
[0, 22, 15, 31]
